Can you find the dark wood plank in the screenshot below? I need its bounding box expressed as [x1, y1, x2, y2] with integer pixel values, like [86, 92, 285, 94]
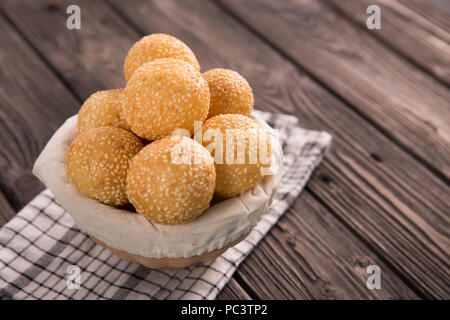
[0, 15, 79, 210]
[307, 153, 449, 299]
[398, 0, 450, 34]
[104, 0, 433, 298]
[0, 0, 421, 298]
[236, 193, 419, 299]
[106, 0, 449, 298]
[0, 0, 137, 100]
[0, 190, 15, 226]
[3, 0, 448, 298]
[291, 72, 450, 299]
[216, 278, 252, 300]
[325, 0, 450, 86]
[219, 0, 450, 182]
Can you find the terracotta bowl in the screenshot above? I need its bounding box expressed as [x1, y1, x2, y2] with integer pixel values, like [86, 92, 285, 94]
[89, 231, 250, 269]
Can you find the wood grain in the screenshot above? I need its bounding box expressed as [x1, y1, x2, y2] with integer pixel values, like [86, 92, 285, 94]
[0, 0, 418, 298]
[1, 0, 448, 298]
[106, 0, 449, 298]
[325, 0, 450, 86]
[0, 0, 138, 100]
[0, 190, 15, 226]
[236, 193, 419, 299]
[289, 74, 450, 298]
[104, 0, 443, 298]
[398, 0, 450, 34]
[0, 16, 79, 210]
[307, 154, 449, 298]
[219, 0, 450, 182]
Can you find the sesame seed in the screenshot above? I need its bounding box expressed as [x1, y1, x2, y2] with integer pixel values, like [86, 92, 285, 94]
[123, 58, 209, 141]
[76, 89, 130, 135]
[66, 126, 143, 206]
[126, 136, 215, 225]
[203, 68, 254, 119]
[202, 114, 271, 198]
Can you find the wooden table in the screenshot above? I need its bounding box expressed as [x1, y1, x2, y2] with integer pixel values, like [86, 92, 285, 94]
[0, 0, 448, 299]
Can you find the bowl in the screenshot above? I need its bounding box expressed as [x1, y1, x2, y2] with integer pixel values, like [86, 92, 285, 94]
[33, 112, 283, 268]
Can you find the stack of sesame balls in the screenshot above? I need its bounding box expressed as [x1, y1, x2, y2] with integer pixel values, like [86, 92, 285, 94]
[66, 33, 271, 225]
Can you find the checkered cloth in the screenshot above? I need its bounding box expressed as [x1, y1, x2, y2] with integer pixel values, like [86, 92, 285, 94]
[0, 111, 331, 300]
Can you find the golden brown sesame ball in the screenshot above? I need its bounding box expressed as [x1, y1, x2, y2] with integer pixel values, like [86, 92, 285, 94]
[123, 58, 210, 140]
[202, 114, 271, 198]
[66, 126, 143, 206]
[203, 68, 254, 119]
[124, 33, 200, 81]
[127, 136, 216, 225]
[77, 89, 130, 135]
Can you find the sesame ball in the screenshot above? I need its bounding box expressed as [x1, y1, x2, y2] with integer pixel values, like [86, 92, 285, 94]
[124, 33, 200, 81]
[203, 68, 254, 118]
[77, 89, 130, 135]
[66, 126, 143, 206]
[123, 58, 210, 140]
[202, 114, 271, 198]
[127, 136, 216, 225]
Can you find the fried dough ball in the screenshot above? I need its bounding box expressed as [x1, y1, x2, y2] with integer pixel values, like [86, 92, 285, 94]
[202, 114, 271, 198]
[127, 136, 216, 225]
[66, 126, 143, 206]
[77, 89, 130, 135]
[124, 33, 200, 81]
[203, 68, 254, 118]
[123, 58, 210, 140]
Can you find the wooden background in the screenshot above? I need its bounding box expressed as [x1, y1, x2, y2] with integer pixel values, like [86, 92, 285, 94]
[0, 0, 449, 299]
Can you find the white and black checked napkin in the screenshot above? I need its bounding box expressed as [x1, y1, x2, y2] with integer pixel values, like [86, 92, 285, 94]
[0, 111, 331, 300]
